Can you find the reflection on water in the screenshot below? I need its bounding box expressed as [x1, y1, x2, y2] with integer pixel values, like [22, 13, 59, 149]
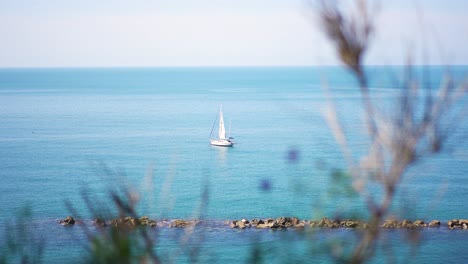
[212, 145, 229, 165]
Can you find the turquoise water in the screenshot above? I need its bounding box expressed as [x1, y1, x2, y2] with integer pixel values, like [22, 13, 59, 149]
[0, 66, 467, 262]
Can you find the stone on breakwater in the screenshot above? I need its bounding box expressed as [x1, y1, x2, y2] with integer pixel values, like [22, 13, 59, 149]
[310, 218, 339, 228]
[343, 220, 367, 228]
[59, 216, 76, 226]
[309, 218, 366, 228]
[413, 220, 426, 227]
[230, 219, 251, 229]
[251, 219, 264, 227]
[256, 218, 277, 229]
[448, 219, 468, 229]
[428, 220, 440, 227]
[110, 217, 137, 228]
[139, 216, 157, 227]
[399, 219, 412, 228]
[170, 219, 199, 228]
[382, 219, 398, 228]
[93, 218, 107, 228]
[107, 216, 158, 228]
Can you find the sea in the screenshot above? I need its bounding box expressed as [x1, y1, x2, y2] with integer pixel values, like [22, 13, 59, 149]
[0, 66, 467, 263]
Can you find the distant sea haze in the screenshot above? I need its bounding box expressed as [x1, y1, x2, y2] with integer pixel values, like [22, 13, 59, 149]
[0, 66, 467, 262]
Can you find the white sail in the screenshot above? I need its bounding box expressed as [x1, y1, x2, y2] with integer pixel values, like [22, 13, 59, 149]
[218, 107, 227, 139]
[210, 105, 234, 147]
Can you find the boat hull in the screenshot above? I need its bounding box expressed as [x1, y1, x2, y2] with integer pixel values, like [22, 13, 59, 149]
[210, 139, 234, 147]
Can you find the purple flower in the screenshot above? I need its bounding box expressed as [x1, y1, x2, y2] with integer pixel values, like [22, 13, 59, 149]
[259, 179, 272, 191]
[287, 148, 300, 163]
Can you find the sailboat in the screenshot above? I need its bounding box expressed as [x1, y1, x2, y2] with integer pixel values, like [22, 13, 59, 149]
[209, 105, 235, 147]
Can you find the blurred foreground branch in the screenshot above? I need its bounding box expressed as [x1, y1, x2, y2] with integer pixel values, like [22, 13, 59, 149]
[317, 0, 468, 263]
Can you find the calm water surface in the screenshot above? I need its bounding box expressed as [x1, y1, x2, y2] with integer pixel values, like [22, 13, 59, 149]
[0, 66, 467, 263]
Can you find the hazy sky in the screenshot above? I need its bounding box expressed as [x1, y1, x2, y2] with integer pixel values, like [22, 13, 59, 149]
[1, 0, 467, 67]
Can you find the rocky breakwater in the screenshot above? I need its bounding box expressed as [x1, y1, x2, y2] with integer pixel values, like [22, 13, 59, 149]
[106, 217, 200, 228]
[58, 216, 464, 230]
[309, 218, 367, 228]
[230, 217, 367, 229]
[230, 217, 447, 230]
[107, 216, 158, 228]
[58, 216, 200, 228]
[230, 217, 306, 229]
[381, 219, 442, 228]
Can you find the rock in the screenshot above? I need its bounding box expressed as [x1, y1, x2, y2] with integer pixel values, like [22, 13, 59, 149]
[309, 220, 321, 228]
[253, 218, 278, 228]
[413, 220, 426, 227]
[270, 221, 281, 229]
[59, 216, 76, 226]
[139, 216, 157, 227]
[399, 219, 411, 228]
[294, 222, 305, 228]
[447, 220, 454, 228]
[317, 218, 327, 228]
[428, 220, 440, 227]
[326, 218, 340, 228]
[274, 217, 294, 228]
[318, 218, 328, 228]
[310, 218, 339, 228]
[382, 219, 398, 228]
[139, 216, 149, 224]
[127, 217, 138, 226]
[171, 219, 198, 228]
[237, 221, 246, 229]
[276, 217, 286, 226]
[251, 219, 264, 227]
[231, 221, 238, 228]
[110, 218, 122, 227]
[345, 220, 359, 228]
[448, 219, 458, 229]
[109, 217, 141, 228]
[173, 219, 189, 227]
[361, 222, 369, 228]
[241, 219, 251, 228]
[256, 223, 270, 229]
[283, 217, 297, 228]
[253, 218, 276, 229]
[230, 220, 238, 228]
[158, 220, 171, 228]
[230, 220, 250, 229]
[291, 217, 299, 226]
[94, 218, 106, 227]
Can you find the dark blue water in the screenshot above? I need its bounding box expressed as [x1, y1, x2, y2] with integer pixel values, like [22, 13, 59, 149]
[0, 66, 467, 262]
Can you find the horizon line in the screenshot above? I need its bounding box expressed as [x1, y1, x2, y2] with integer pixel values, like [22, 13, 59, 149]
[1, 64, 467, 70]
